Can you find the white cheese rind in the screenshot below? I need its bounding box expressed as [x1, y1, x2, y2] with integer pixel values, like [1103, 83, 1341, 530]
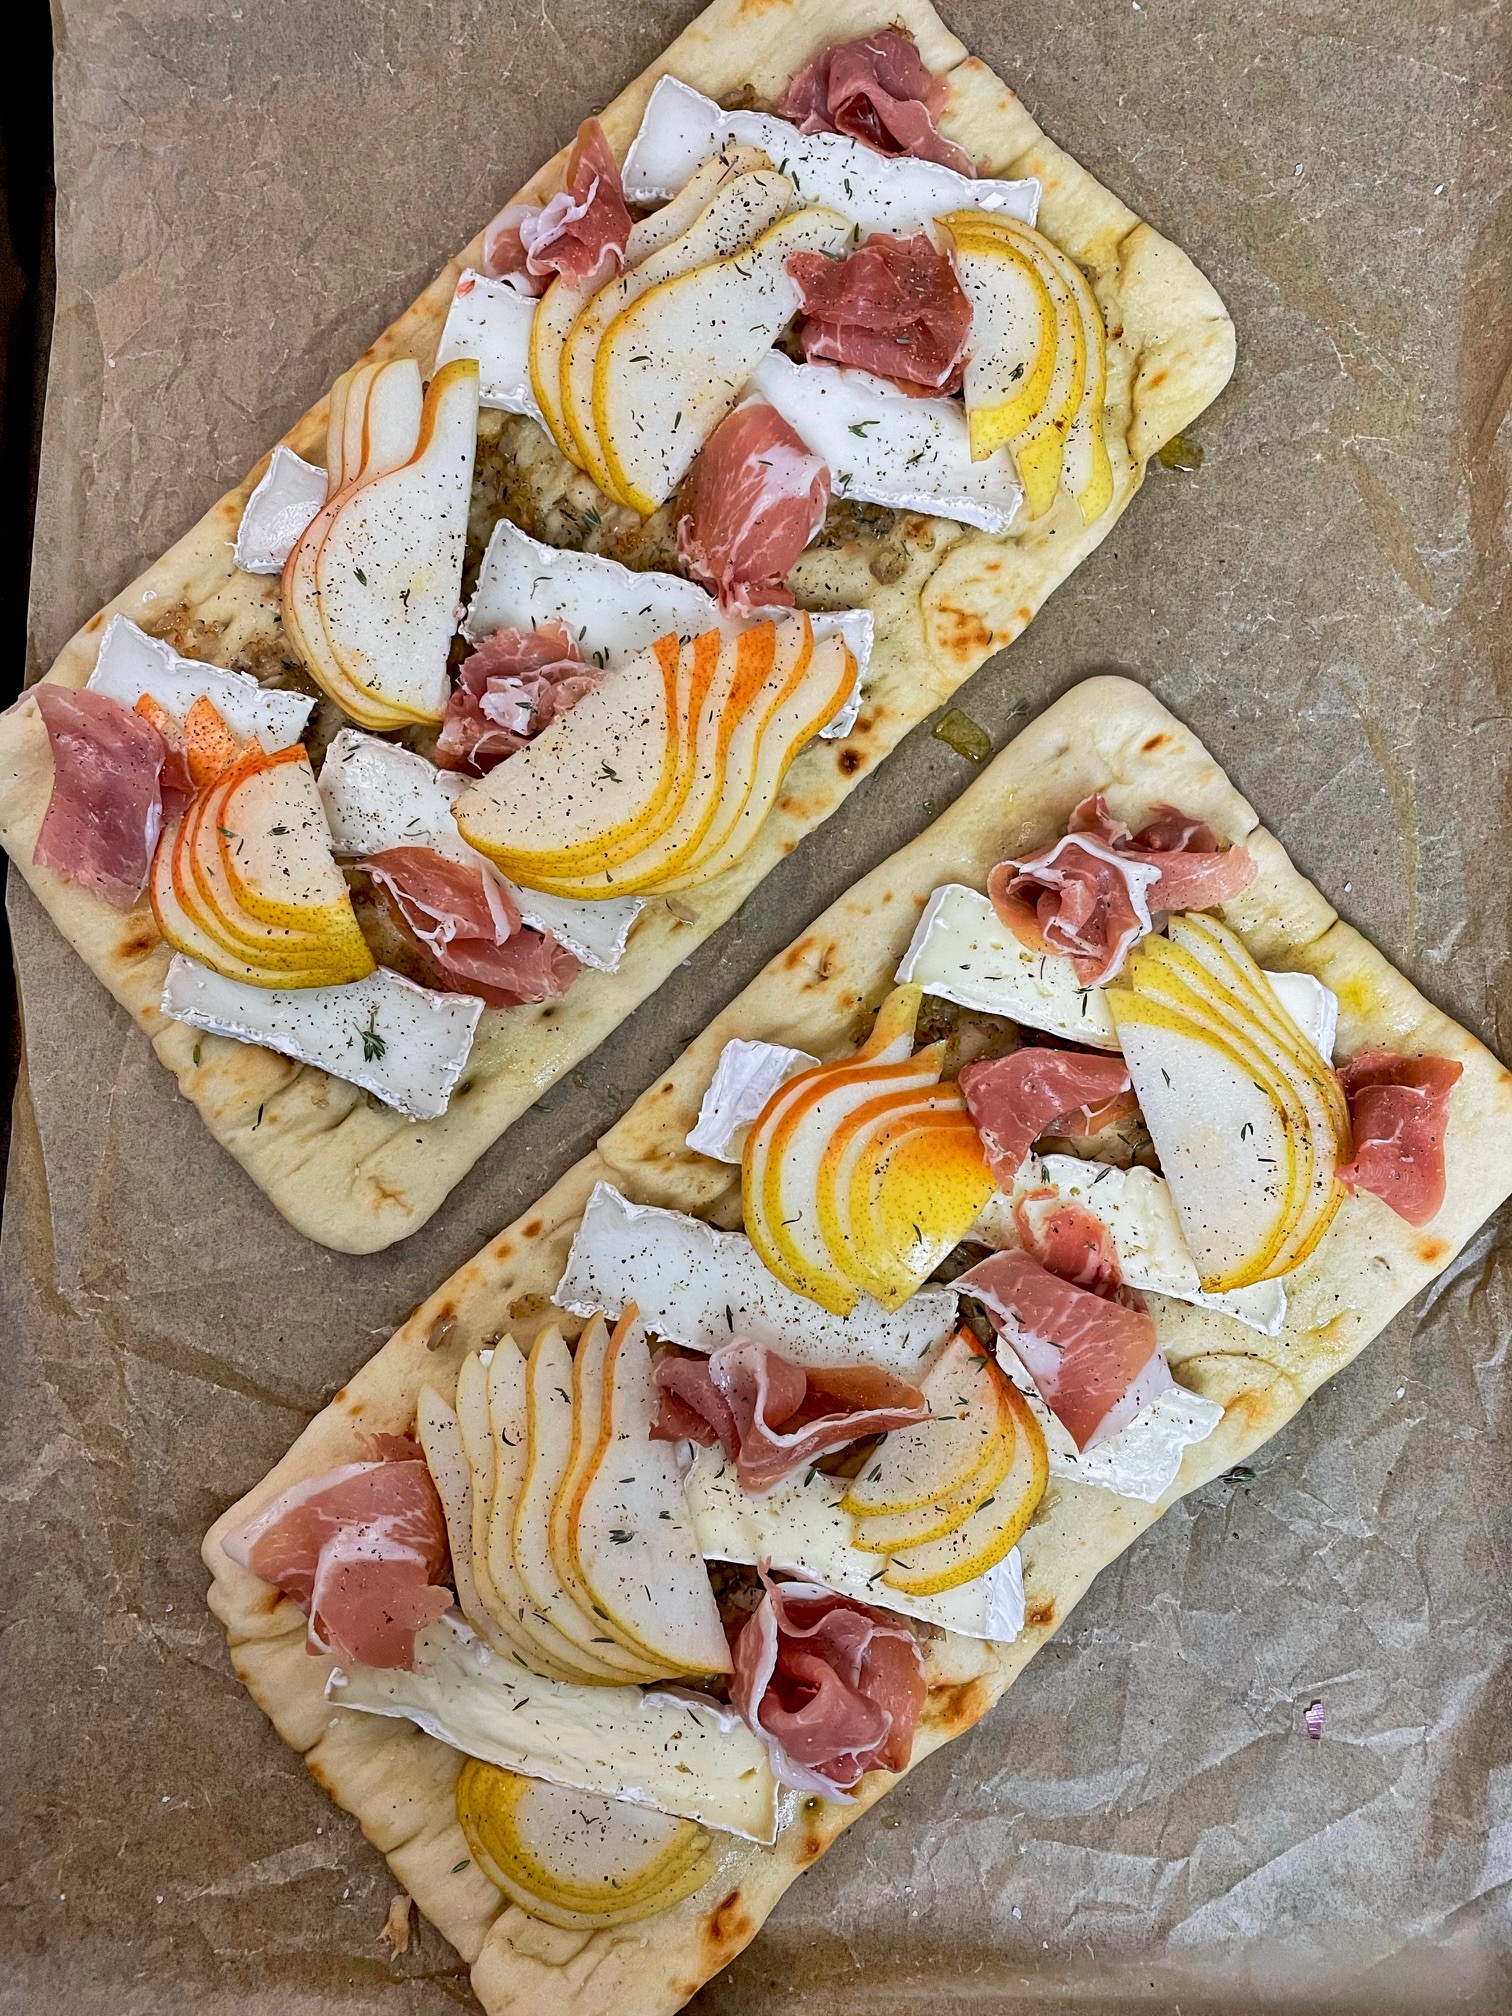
[686, 1037, 819, 1162]
[87, 615, 315, 750]
[328, 1617, 778, 1842]
[233, 445, 329, 572]
[555, 1183, 955, 1378]
[897, 884, 1122, 1046]
[1265, 968, 1338, 1062]
[684, 1448, 1023, 1641]
[316, 729, 642, 972]
[622, 77, 1040, 238]
[160, 955, 482, 1120]
[991, 1346, 1225, 1504]
[465, 519, 868, 738]
[434, 270, 545, 419]
[751, 354, 1022, 534]
[971, 1156, 1288, 1336]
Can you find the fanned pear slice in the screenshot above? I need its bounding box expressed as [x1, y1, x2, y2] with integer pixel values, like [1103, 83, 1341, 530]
[546, 1314, 614, 1626]
[216, 748, 361, 931]
[349, 357, 424, 487]
[571, 1315, 732, 1676]
[176, 759, 322, 971]
[562, 167, 793, 495]
[595, 204, 850, 514]
[511, 1327, 670, 1682]
[152, 819, 307, 988]
[851, 1343, 1021, 1551]
[837, 1092, 995, 1310]
[842, 1333, 1014, 1518]
[938, 215, 1058, 459]
[483, 1341, 640, 1684]
[416, 1381, 537, 1667]
[881, 1381, 1047, 1596]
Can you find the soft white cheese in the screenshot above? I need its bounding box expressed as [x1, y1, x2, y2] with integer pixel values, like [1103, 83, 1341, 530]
[555, 1182, 955, 1378]
[464, 519, 869, 739]
[87, 614, 315, 750]
[233, 445, 329, 572]
[1265, 968, 1338, 1062]
[751, 354, 1022, 534]
[686, 1037, 818, 1162]
[991, 1345, 1225, 1504]
[622, 77, 1040, 238]
[329, 1616, 778, 1842]
[316, 729, 643, 972]
[160, 955, 482, 1119]
[434, 270, 545, 419]
[684, 1447, 1024, 1641]
[971, 1155, 1287, 1335]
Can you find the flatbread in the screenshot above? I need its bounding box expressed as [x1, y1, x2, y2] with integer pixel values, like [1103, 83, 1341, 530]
[0, 0, 1235, 1253]
[203, 675, 1512, 2016]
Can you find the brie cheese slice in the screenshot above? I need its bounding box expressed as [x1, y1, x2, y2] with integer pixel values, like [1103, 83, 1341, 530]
[750, 353, 1021, 534]
[684, 1447, 1024, 1641]
[316, 729, 643, 972]
[233, 445, 329, 572]
[434, 270, 545, 420]
[992, 1345, 1225, 1505]
[465, 517, 869, 739]
[87, 615, 315, 750]
[1263, 968, 1338, 1063]
[686, 1037, 819, 1162]
[555, 1183, 955, 1378]
[623, 77, 1039, 239]
[160, 955, 482, 1120]
[329, 1616, 779, 1842]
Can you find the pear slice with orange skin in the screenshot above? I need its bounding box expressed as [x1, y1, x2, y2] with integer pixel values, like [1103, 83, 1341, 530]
[547, 1313, 618, 1641]
[841, 1097, 994, 1311]
[178, 754, 348, 973]
[851, 1348, 1021, 1552]
[880, 1380, 1047, 1597]
[842, 1332, 1011, 1519]
[152, 818, 326, 988]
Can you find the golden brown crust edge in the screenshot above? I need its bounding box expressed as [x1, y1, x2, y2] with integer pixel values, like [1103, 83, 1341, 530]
[203, 674, 1512, 2016]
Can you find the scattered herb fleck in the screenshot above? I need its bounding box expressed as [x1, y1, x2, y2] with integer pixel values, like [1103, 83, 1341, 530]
[359, 1009, 387, 1063]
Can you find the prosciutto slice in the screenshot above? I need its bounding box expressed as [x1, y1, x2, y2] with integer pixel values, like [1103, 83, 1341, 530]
[1336, 1049, 1462, 1225]
[359, 845, 580, 1008]
[956, 1246, 1165, 1451]
[1011, 1192, 1123, 1296]
[788, 233, 972, 391]
[650, 1340, 928, 1495]
[730, 1571, 926, 1795]
[777, 29, 974, 177]
[31, 686, 189, 910]
[988, 793, 1257, 986]
[435, 622, 598, 776]
[675, 402, 831, 614]
[960, 1048, 1134, 1185]
[222, 1448, 452, 1670]
[482, 117, 631, 295]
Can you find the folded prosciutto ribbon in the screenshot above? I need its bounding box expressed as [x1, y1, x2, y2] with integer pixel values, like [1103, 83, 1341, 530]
[651, 1339, 929, 1495]
[675, 402, 831, 614]
[989, 793, 1258, 987]
[222, 1437, 452, 1671]
[788, 232, 972, 392]
[778, 28, 974, 177]
[436, 621, 599, 776]
[1337, 1049, 1462, 1226]
[359, 846, 579, 1009]
[960, 1047, 1135, 1187]
[730, 1571, 927, 1796]
[481, 117, 632, 295]
[30, 685, 192, 910]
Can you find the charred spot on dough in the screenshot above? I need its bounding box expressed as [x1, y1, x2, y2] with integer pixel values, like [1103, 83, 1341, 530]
[838, 746, 862, 775]
[815, 943, 839, 982]
[705, 1888, 754, 1954]
[366, 1178, 409, 1211]
[1025, 1597, 1056, 1630]
[1415, 1233, 1451, 1268]
[117, 926, 157, 960]
[1141, 732, 1171, 754]
[783, 937, 817, 971]
[522, 1218, 544, 1240]
[925, 1677, 990, 1735]
[795, 1828, 826, 1866]
[1146, 368, 1169, 391]
[933, 602, 994, 661]
[491, 1238, 516, 1263]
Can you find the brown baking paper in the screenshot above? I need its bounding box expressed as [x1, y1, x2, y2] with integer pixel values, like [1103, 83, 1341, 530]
[2, 2, 1508, 2012]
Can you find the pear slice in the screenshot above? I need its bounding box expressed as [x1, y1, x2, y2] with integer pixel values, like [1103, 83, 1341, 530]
[215, 748, 361, 928]
[851, 1348, 1019, 1550]
[511, 1326, 671, 1682]
[152, 819, 299, 987]
[938, 218, 1058, 459]
[842, 1097, 995, 1310]
[881, 1381, 1047, 1596]
[594, 204, 850, 514]
[349, 357, 424, 486]
[179, 760, 346, 975]
[562, 168, 793, 495]
[571, 1313, 731, 1676]
[842, 1333, 1013, 1519]
[414, 1383, 525, 1662]
[483, 1340, 643, 1684]
[547, 1314, 614, 1629]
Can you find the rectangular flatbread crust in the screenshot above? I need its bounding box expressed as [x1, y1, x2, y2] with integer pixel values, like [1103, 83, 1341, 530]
[0, 0, 1235, 1252]
[203, 674, 1512, 2016]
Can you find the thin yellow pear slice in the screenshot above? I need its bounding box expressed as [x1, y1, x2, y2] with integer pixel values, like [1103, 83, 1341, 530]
[842, 1333, 1012, 1518]
[324, 361, 359, 491]
[456, 1760, 717, 1930]
[595, 204, 850, 514]
[547, 1314, 614, 1626]
[511, 1327, 671, 1682]
[938, 216, 1058, 459]
[483, 1340, 643, 1685]
[570, 1313, 732, 1676]
[152, 820, 312, 987]
[414, 1383, 529, 1663]
[177, 759, 340, 973]
[852, 1350, 1020, 1550]
[350, 357, 424, 485]
[816, 1071, 957, 1307]
[881, 1380, 1047, 1596]
[846, 1098, 995, 1310]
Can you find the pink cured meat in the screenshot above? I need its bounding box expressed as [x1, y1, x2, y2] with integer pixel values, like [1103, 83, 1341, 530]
[650, 1341, 928, 1495]
[956, 1247, 1167, 1452]
[1336, 1049, 1462, 1225]
[31, 685, 185, 910]
[960, 1048, 1134, 1184]
[788, 233, 972, 391]
[777, 29, 974, 177]
[730, 1571, 926, 1795]
[1012, 1192, 1124, 1297]
[988, 793, 1257, 986]
[675, 402, 831, 614]
[221, 1454, 452, 1670]
[359, 845, 579, 1009]
[436, 621, 598, 776]
[481, 117, 631, 295]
